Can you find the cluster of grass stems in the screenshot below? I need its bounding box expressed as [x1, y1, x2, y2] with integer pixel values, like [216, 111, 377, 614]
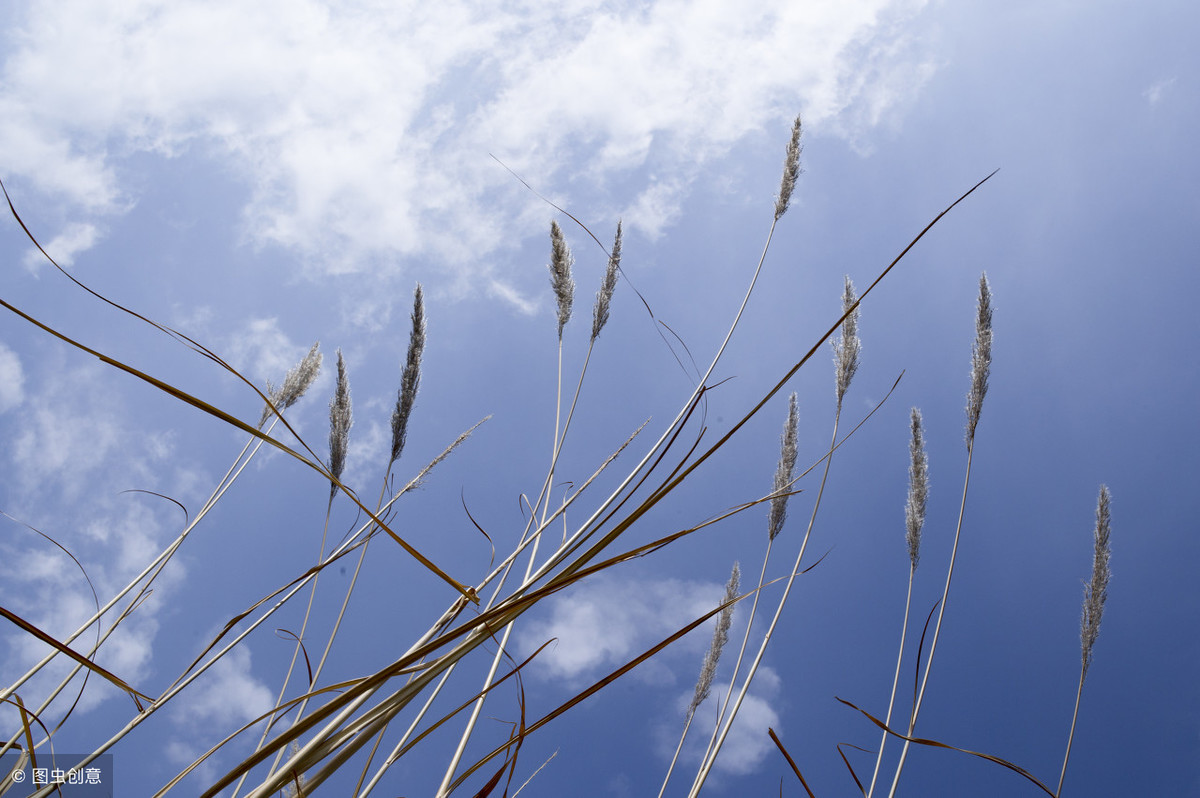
[0, 116, 1113, 796]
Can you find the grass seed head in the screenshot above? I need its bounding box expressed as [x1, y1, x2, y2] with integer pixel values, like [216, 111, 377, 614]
[390, 284, 426, 466]
[549, 220, 575, 340]
[258, 342, 322, 427]
[966, 272, 993, 443]
[767, 393, 800, 541]
[591, 220, 622, 341]
[774, 115, 803, 221]
[1081, 485, 1112, 677]
[906, 407, 929, 569]
[690, 561, 740, 716]
[327, 348, 352, 496]
[832, 275, 861, 405]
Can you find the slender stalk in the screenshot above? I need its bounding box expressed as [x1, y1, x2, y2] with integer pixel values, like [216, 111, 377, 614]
[867, 408, 927, 797]
[691, 276, 859, 795]
[659, 562, 740, 798]
[694, 394, 798, 776]
[889, 275, 992, 796]
[1056, 485, 1111, 796]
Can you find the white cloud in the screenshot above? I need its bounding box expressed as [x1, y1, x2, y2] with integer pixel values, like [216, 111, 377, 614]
[0, 343, 24, 411]
[21, 221, 100, 272]
[1144, 76, 1176, 106]
[517, 573, 727, 684]
[0, 361, 192, 719]
[170, 645, 274, 728]
[659, 668, 782, 778]
[10, 367, 124, 494]
[225, 317, 315, 387]
[0, 0, 937, 299]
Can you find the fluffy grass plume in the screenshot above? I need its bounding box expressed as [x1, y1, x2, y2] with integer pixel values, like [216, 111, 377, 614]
[1081, 485, 1113, 676]
[549, 219, 575, 340]
[327, 348, 353, 499]
[690, 561, 741, 717]
[906, 407, 929, 568]
[591, 220, 622, 341]
[1057, 485, 1114, 795]
[258, 341, 322, 427]
[767, 392, 800, 541]
[774, 114, 803, 221]
[390, 284, 426, 467]
[966, 272, 993, 442]
[832, 275, 861, 405]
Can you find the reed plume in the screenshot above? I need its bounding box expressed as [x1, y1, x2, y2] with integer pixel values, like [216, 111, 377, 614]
[906, 408, 929, 568]
[390, 284, 426, 467]
[549, 220, 575, 340]
[327, 348, 352, 500]
[592, 221, 622, 341]
[258, 342, 322, 427]
[690, 562, 740, 717]
[833, 276, 861, 406]
[966, 272, 993, 443]
[1081, 485, 1112, 677]
[767, 392, 800, 541]
[774, 115, 803, 221]
[1057, 485, 1113, 795]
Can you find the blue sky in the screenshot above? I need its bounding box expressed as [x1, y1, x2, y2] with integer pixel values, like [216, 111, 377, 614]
[1, 1, 1197, 795]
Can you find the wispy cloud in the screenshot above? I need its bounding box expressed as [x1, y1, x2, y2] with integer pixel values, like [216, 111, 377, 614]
[517, 573, 728, 685]
[21, 221, 99, 272]
[225, 317, 316, 388]
[0, 343, 24, 412]
[670, 670, 782, 776]
[0, 362, 196, 720]
[0, 0, 936, 298]
[1144, 76, 1176, 106]
[169, 645, 273, 729]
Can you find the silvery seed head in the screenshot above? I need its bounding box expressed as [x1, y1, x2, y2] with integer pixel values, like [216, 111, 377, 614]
[549, 220, 575, 340]
[591, 221, 622, 341]
[327, 348, 352, 498]
[905, 408, 929, 569]
[1081, 485, 1112, 678]
[832, 275, 861, 405]
[690, 561, 740, 717]
[966, 272, 993, 443]
[258, 342, 322, 427]
[767, 393, 800, 541]
[774, 115, 803, 221]
[390, 284, 425, 466]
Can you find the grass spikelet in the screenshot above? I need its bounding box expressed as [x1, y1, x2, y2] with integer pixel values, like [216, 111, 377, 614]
[548, 220, 575, 340]
[966, 272, 993, 443]
[327, 348, 352, 500]
[906, 407, 929, 568]
[1081, 485, 1112, 677]
[390, 284, 426, 467]
[767, 393, 800, 541]
[660, 562, 741, 798]
[690, 561, 740, 716]
[591, 221, 622, 341]
[832, 275, 861, 405]
[1057, 485, 1113, 796]
[258, 342, 322, 427]
[774, 115, 803, 221]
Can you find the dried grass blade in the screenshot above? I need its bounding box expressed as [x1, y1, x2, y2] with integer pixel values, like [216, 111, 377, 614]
[0, 606, 151, 707]
[0, 292, 475, 603]
[837, 741, 868, 796]
[768, 728, 815, 798]
[837, 697, 1055, 796]
[449, 585, 760, 791]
